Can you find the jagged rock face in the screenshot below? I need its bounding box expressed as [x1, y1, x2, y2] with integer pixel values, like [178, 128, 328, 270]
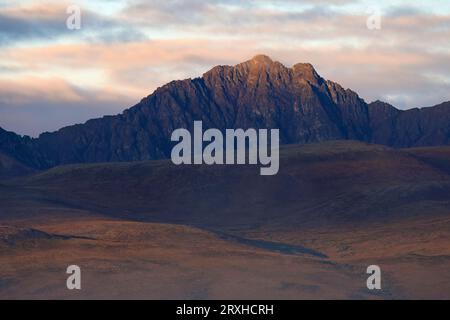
[0, 55, 449, 170]
[368, 100, 450, 147]
[0, 127, 45, 169]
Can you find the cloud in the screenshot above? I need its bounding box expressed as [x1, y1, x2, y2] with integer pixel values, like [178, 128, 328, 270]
[4, 36, 449, 106]
[0, 3, 68, 45]
[0, 76, 134, 136]
[0, 2, 147, 45]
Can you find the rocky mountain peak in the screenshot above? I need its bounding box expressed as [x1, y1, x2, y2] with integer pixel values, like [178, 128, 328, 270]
[235, 54, 285, 72]
[250, 54, 275, 65]
[292, 62, 321, 83]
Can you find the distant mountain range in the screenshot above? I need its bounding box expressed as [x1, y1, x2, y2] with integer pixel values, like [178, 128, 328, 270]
[1, 54, 449, 171]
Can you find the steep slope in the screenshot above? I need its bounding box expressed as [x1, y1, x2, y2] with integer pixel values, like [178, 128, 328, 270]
[368, 100, 450, 147]
[1, 55, 449, 170]
[0, 127, 45, 169]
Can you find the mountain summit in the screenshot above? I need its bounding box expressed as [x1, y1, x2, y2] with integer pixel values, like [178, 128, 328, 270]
[250, 54, 274, 62]
[0, 55, 449, 170]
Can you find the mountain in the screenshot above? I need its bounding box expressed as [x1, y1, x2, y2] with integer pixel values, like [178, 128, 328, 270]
[0, 55, 449, 171]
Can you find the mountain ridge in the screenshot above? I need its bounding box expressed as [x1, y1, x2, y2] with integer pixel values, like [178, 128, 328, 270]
[0, 55, 449, 171]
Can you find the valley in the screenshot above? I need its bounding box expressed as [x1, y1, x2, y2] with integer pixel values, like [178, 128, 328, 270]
[1, 141, 449, 299]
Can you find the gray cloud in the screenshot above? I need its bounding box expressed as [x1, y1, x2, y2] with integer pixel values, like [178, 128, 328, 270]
[0, 4, 147, 46]
[0, 80, 134, 137]
[0, 12, 66, 45]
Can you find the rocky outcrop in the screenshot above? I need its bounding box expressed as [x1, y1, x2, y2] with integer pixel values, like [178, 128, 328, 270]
[368, 100, 450, 147]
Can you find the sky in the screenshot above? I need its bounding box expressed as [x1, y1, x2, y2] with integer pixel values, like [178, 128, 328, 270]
[1, 0, 449, 137]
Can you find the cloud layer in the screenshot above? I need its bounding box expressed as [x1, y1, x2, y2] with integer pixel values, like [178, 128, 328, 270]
[1, 0, 449, 136]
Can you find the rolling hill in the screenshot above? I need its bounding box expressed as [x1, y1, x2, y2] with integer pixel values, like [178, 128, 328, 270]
[8, 140, 448, 229]
[1, 140, 450, 299]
